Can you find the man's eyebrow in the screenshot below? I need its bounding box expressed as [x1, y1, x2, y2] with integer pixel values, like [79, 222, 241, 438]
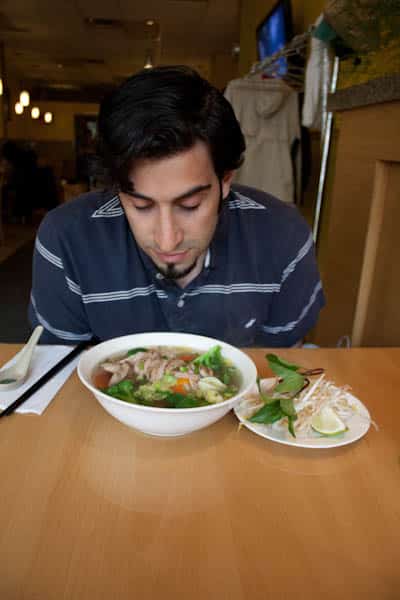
[126, 184, 212, 202]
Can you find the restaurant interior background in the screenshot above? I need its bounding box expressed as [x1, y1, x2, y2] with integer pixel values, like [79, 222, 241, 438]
[0, 0, 399, 347]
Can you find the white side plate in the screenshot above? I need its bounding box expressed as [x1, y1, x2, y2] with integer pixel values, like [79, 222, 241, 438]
[234, 379, 371, 449]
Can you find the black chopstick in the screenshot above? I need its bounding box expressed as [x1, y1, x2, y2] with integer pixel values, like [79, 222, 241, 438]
[0, 339, 93, 418]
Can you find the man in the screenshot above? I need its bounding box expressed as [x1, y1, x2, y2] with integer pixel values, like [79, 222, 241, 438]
[29, 66, 325, 347]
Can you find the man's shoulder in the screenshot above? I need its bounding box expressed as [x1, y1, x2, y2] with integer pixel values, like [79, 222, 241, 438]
[230, 184, 308, 237]
[42, 189, 123, 231]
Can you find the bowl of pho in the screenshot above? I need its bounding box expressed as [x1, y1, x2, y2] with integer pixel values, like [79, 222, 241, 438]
[78, 332, 257, 436]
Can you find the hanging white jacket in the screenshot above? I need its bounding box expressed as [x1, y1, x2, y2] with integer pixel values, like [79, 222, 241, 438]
[225, 77, 300, 204]
[302, 15, 331, 131]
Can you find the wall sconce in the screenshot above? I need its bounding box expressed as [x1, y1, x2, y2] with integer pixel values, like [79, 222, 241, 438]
[15, 101, 23, 115]
[44, 111, 53, 124]
[144, 51, 153, 69]
[0, 78, 3, 96]
[31, 106, 40, 119]
[231, 43, 240, 58]
[20, 90, 30, 107]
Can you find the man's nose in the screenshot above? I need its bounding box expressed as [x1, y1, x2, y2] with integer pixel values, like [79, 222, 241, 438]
[155, 212, 184, 253]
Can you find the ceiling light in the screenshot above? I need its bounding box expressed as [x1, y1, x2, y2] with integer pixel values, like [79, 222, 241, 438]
[20, 90, 30, 107]
[44, 111, 53, 124]
[146, 19, 155, 26]
[31, 106, 40, 119]
[15, 102, 23, 115]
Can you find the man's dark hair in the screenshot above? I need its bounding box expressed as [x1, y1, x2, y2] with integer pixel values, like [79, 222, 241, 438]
[97, 65, 245, 191]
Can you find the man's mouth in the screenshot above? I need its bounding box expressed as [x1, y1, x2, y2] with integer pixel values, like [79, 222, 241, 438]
[155, 250, 189, 264]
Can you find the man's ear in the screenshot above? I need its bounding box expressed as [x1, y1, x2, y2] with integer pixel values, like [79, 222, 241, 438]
[221, 170, 235, 199]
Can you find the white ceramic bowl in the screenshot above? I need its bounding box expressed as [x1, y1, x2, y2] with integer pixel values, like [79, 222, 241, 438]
[78, 332, 257, 437]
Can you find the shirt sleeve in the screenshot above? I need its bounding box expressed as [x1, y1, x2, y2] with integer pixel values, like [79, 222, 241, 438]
[257, 215, 325, 347]
[28, 211, 93, 344]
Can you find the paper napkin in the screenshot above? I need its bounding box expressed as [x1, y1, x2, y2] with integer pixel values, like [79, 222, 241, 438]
[0, 345, 80, 415]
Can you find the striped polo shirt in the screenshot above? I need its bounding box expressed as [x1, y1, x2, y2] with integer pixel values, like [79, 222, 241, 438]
[29, 184, 325, 347]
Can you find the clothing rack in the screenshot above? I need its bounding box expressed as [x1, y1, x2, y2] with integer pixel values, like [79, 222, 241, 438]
[247, 28, 314, 79]
[312, 55, 339, 245]
[244, 24, 339, 245]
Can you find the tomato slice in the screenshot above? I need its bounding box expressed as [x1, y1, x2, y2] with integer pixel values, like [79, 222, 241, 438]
[93, 370, 112, 389]
[179, 354, 197, 362]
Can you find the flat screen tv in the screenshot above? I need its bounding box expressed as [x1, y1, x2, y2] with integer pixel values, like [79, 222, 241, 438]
[256, 0, 293, 76]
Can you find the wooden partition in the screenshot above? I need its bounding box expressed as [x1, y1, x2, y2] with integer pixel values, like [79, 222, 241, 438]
[352, 161, 400, 346]
[313, 100, 400, 346]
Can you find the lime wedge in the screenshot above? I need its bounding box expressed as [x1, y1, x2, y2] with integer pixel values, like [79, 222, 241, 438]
[311, 407, 347, 436]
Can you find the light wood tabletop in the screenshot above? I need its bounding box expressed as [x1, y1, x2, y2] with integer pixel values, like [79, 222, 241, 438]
[0, 346, 399, 600]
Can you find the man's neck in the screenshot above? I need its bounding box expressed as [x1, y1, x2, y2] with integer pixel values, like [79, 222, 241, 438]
[175, 250, 207, 288]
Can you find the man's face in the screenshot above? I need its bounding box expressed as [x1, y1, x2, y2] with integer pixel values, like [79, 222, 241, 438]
[119, 141, 233, 282]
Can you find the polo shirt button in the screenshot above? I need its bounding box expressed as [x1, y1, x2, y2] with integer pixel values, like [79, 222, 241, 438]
[156, 273, 164, 280]
[177, 299, 185, 308]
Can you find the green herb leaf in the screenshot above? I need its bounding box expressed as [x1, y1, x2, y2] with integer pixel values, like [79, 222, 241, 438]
[274, 370, 305, 395]
[193, 345, 224, 372]
[248, 354, 307, 437]
[279, 397, 297, 418]
[266, 353, 301, 375]
[249, 400, 285, 424]
[266, 354, 305, 397]
[222, 372, 231, 384]
[287, 415, 296, 438]
[164, 392, 204, 408]
[104, 379, 137, 402]
[127, 347, 147, 356]
[256, 376, 276, 404]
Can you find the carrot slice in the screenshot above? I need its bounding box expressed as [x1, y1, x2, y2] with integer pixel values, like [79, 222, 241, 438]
[172, 377, 191, 394]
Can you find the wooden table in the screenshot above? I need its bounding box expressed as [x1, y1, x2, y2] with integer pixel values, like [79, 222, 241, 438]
[0, 346, 399, 600]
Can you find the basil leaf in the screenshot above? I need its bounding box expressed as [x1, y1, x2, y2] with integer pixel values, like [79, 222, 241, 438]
[280, 397, 297, 418]
[262, 354, 304, 437]
[274, 370, 305, 395]
[256, 377, 276, 404]
[287, 416, 296, 438]
[249, 400, 285, 424]
[266, 354, 301, 375]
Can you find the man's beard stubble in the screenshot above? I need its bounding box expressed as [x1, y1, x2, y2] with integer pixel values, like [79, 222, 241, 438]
[156, 258, 199, 281]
